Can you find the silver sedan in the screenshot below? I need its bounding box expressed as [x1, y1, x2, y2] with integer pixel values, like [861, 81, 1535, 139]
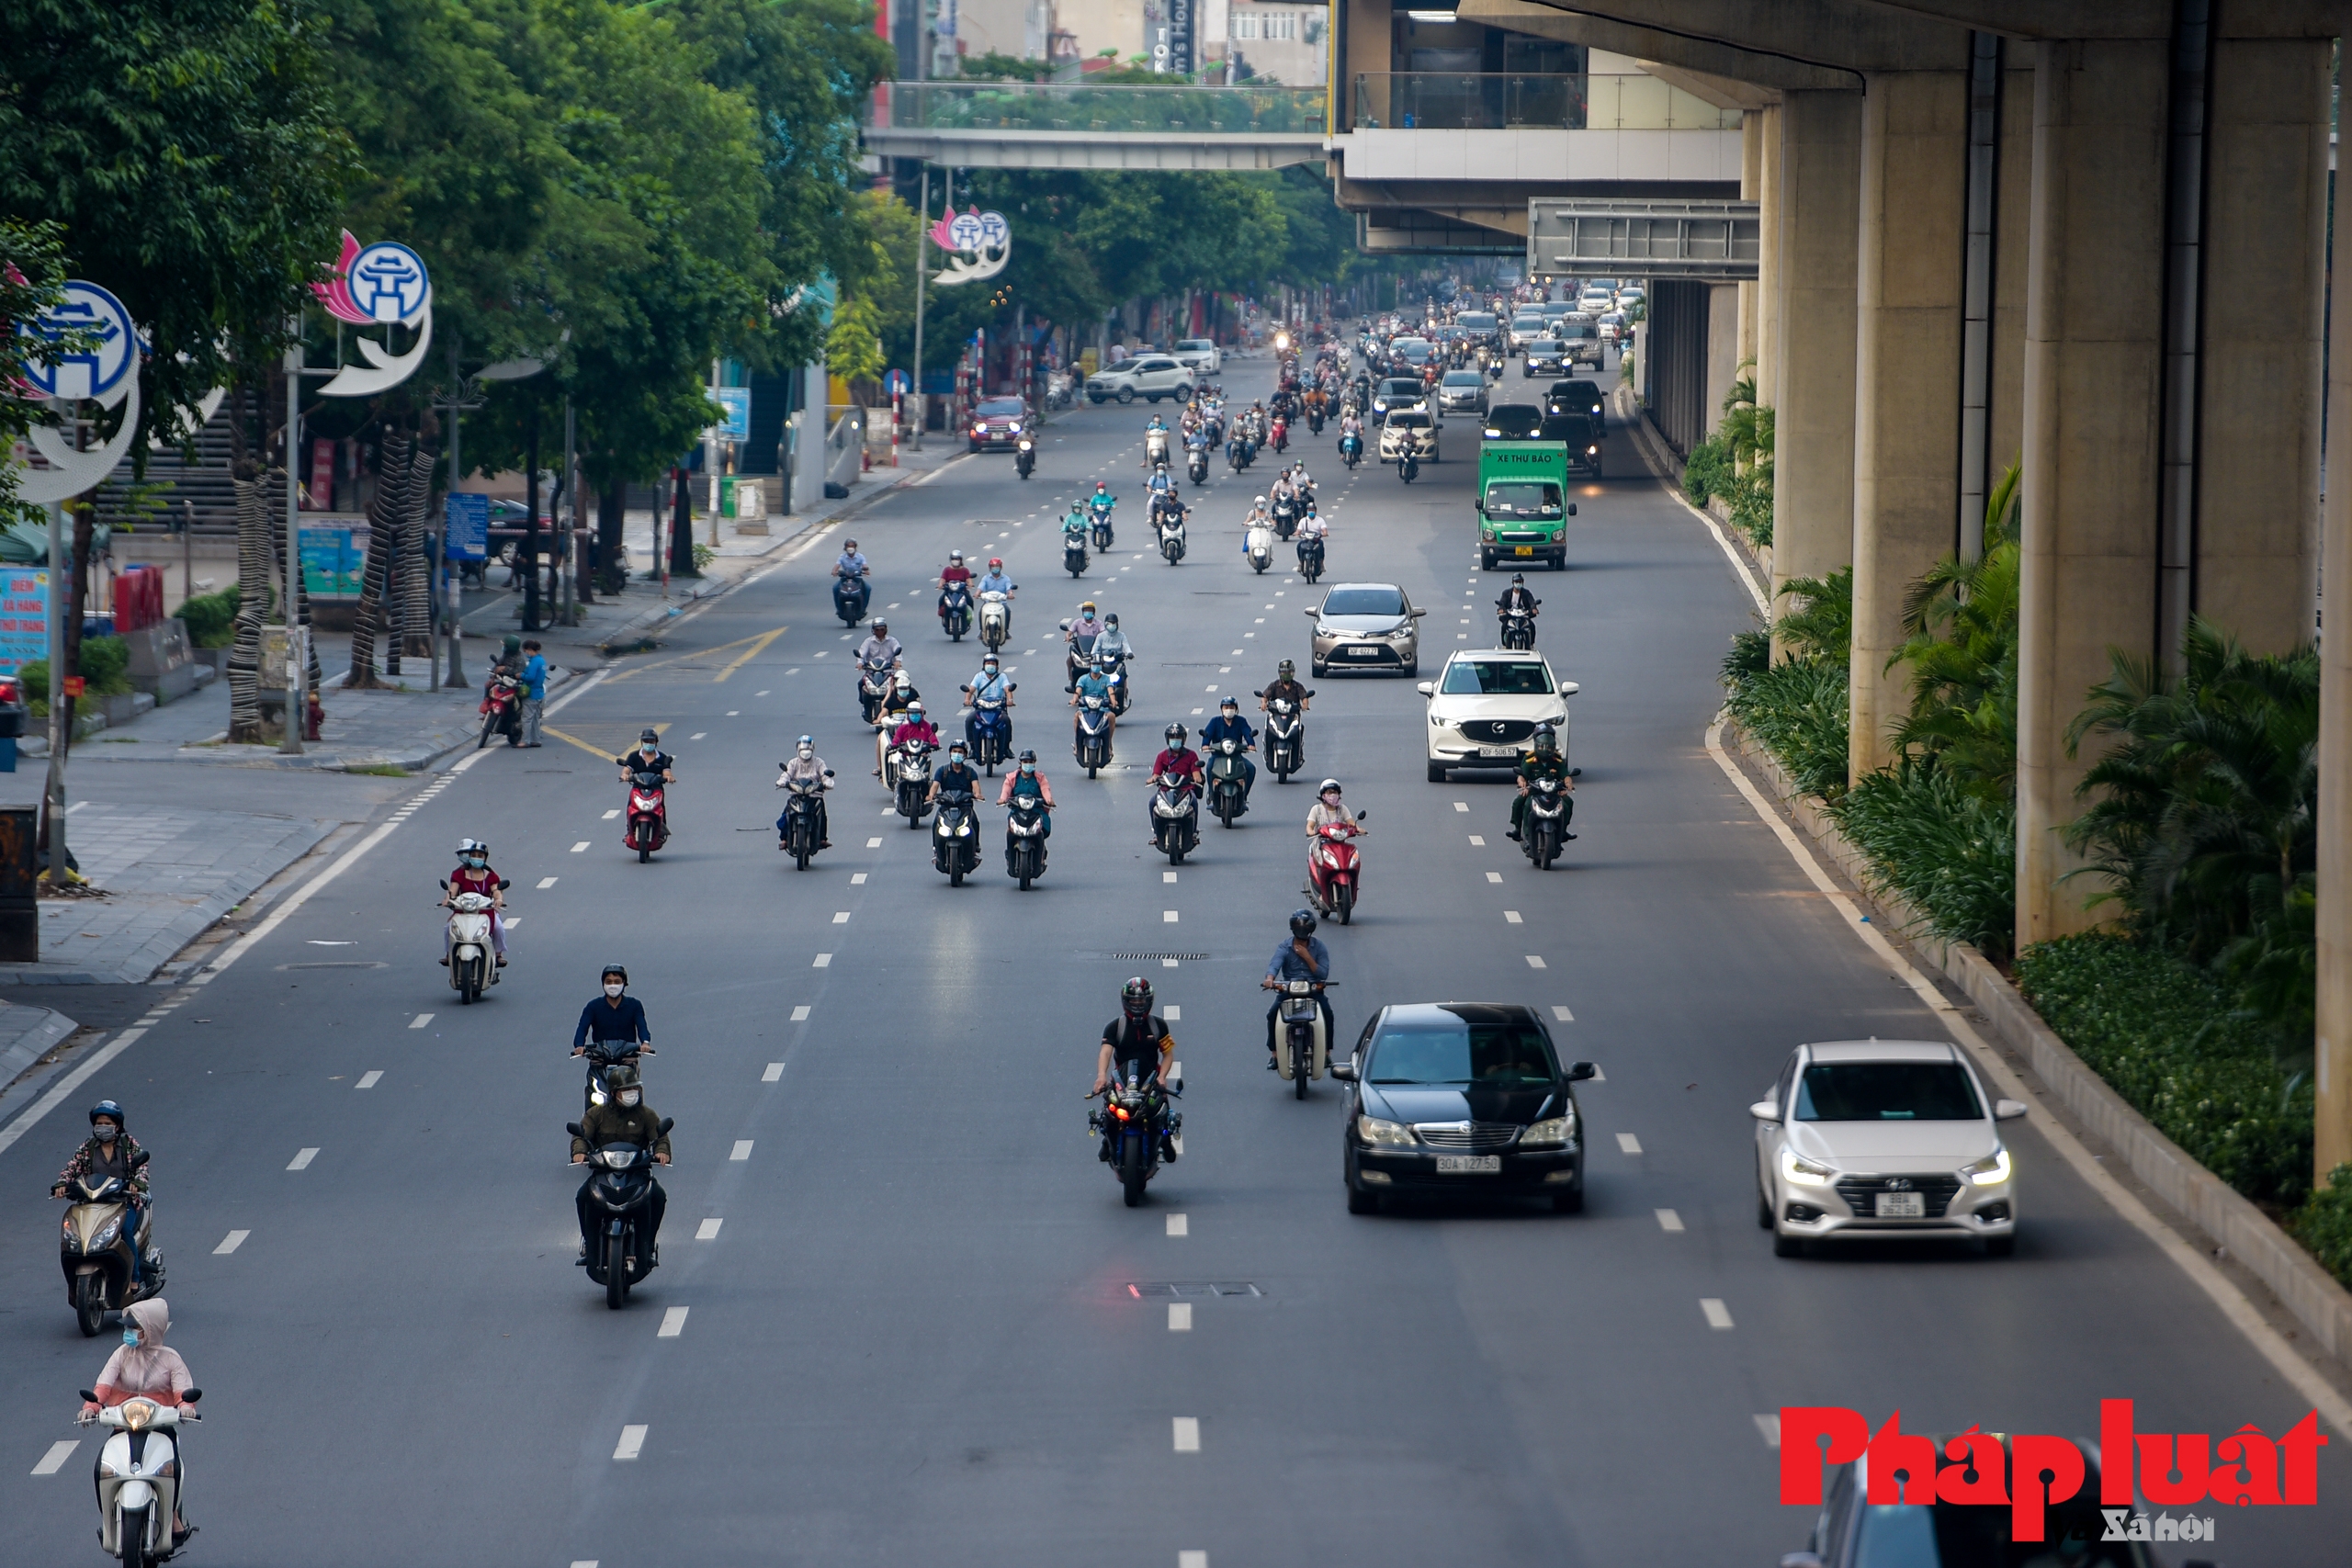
[1306, 582, 1425, 678]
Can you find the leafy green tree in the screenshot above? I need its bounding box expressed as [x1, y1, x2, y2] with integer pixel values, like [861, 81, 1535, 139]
[1883, 460, 2022, 799]
[0, 220, 96, 523]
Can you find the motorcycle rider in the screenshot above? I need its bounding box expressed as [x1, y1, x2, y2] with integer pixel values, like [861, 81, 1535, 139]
[936, 549, 974, 626]
[1088, 479, 1116, 524]
[1243, 492, 1272, 534]
[1198, 695, 1258, 795]
[76, 1297, 197, 1547]
[1260, 908, 1334, 1071]
[572, 964, 653, 1058]
[1092, 977, 1178, 1162]
[928, 739, 982, 811]
[51, 1101, 153, 1289]
[1258, 659, 1314, 762]
[854, 617, 903, 672]
[1070, 655, 1119, 741]
[1293, 503, 1329, 569]
[1094, 612, 1134, 697]
[775, 735, 832, 850]
[961, 652, 1015, 752]
[571, 1062, 670, 1265]
[613, 731, 676, 840]
[437, 837, 509, 966]
[1496, 573, 1539, 628]
[1064, 601, 1104, 690]
[1148, 723, 1203, 844]
[874, 675, 922, 777]
[975, 557, 1016, 601]
[887, 698, 941, 786]
[1507, 722, 1577, 843]
[997, 748, 1055, 839]
[833, 538, 869, 583]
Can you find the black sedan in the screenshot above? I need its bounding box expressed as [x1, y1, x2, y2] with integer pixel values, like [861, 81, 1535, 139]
[1545, 377, 1609, 434]
[1336, 1002, 1595, 1213]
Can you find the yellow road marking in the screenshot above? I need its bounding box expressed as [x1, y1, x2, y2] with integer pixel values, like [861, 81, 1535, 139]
[714, 626, 786, 682]
[544, 722, 669, 762]
[606, 627, 789, 685]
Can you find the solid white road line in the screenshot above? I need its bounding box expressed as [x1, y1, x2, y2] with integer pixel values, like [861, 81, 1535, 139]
[0, 1031, 122, 1159]
[613, 1426, 647, 1461]
[1166, 1214, 1188, 1236]
[31, 1440, 78, 1475]
[730, 1140, 753, 1160]
[1169, 1303, 1192, 1332]
[356, 1071, 382, 1089]
[288, 1148, 319, 1170]
[410, 1014, 432, 1029]
[1616, 1134, 1642, 1155]
[1172, 1417, 1201, 1452]
[214, 1230, 250, 1255]
[537, 876, 558, 889]
[695, 1218, 722, 1240]
[791, 1006, 810, 1021]
[1656, 1210, 1685, 1233]
[1701, 1298, 1735, 1330]
[658, 1307, 688, 1338]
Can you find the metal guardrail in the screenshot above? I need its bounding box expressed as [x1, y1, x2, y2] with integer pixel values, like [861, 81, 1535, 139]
[1351, 73, 1741, 132]
[871, 82, 1328, 136]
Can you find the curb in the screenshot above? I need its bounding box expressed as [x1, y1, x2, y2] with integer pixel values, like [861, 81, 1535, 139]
[1723, 716, 2352, 1364]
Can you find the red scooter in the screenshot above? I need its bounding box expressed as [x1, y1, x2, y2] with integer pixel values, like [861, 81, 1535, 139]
[1270, 415, 1289, 455]
[624, 768, 670, 863]
[1306, 810, 1367, 925]
[477, 671, 521, 749]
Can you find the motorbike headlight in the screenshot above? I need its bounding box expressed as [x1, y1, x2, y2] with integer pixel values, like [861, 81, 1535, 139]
[89, 1215, 122, 1251]
[1522, 1112, 1577, 1148]
[1356, 1116, 1417, 1148]
[1962, 1145, 2011, 1187]
[600, 1147, 635, 1169]
[1780, 1147, 1837, 1188]
[120, 1399, 156, 1431]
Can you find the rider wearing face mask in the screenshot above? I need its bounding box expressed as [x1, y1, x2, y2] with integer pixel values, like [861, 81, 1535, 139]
[997, 748, 1055, 837]
[53, 1101, 153, 1288]
[78, 1297, 198, 1545]
[438, 838, 508, 966]
[572, 964, 652, 1059]
[571, 1063, 670, 1263]
[775, 736, 832, 850]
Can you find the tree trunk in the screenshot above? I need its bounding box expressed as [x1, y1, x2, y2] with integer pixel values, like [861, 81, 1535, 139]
[227, 473, 270, 743]
[400, 446, 433, 659]
[667, 468, 697, 578]
[55, 501, 93, 765]
[596, 481, 626, 596]
[268, 471, 322, 691]
[345, 429, 413, 687]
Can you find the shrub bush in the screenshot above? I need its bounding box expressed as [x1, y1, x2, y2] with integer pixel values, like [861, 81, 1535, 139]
[175, 586, 241, 648]
[2289, 1166, 2352, 1286]
[18, 636, 133, 714]
[2016, 932, 2312, 1209]
[1724, 657, 1849, 798]
[1828, 764, 2016, 961]
[1681, 436, 1729, 506]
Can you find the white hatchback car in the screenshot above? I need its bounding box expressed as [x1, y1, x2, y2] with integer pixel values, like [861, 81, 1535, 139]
[1417, 650, 1574, 783]
[1751, 1040, 2026, 1258]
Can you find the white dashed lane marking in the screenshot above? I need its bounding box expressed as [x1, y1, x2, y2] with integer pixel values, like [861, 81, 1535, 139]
[214, 1230, 250, 1255]
[730, 1141, 754, 1160]
[613, 1426, 648, 1461]
[1657, 1209, 1685, 1233]
[695, 1218, 722, 1240]
[1170, 1303, 1192, 1331]
[1166, 1214, 1188, 1236]
[1525, 954, 1546, 968]
[537, 876, 558, 889]
[812, 953, 831, 967]
[287, 1148, 319, 1170]
[571, 841, 590, 852]
[1553, 1006, 1575, 1021]
[409, 1014, 432, 1030]
[1702, 1299, 1735, 1330]
[30, 1440, 78, 1475]
[1487, 872, 1503, 884]
[1617, 1134, 1643, 1155]
[791, 1005, 810, 1021]
[1172, 1417, 1201, 1452]
[763, 1063, 784, 1082]
[658, 1307, 688, 1338]
[356, 1071, 382, 1089]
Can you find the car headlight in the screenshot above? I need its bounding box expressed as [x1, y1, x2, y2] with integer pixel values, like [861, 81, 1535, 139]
[1316, 624, 1334, 637]
[1962, 1146, 2011, 1186]
[1357, 1116, 1416, 1147]
[1588, 446, 1600, 455]
[1523, 1112, 1577, 1148]
[1780, 1147, 1836, 1187]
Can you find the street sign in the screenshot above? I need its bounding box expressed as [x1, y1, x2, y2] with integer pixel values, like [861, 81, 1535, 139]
[445, 492, 489, 561]
[0, 570, 49, 676]
[18, 282, 139, 404]
[712, 387, 752, 443]
[884, 369, 911, 397]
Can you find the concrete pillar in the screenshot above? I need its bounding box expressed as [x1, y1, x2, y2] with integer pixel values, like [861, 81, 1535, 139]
[2015, 39, 2169, 948]
[2312, 32, 2352, 1180]
[1755, 101, 1782, 412]
[1737, 109, 1762, 378]
[1769, 89, 1862, 657]
[1987, 63, 2035, 486]
[1849, 70, 1967, 782]
[1705, 284, 1741, 440]
[2193, 38, 2326, 653]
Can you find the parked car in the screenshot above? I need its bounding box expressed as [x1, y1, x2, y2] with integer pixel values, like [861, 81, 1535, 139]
[1170, 338, 1223, 375]
[1751, 1040, 2026, 1258]
[966, 395, 1032, 453]
[1436, 370, 1489, 416]
[1418, 650, 1574, 780]
[1336, 1002, 1597, 1213]
[1086, 355, 1193, 405]
[1306, 581, 1424, 677]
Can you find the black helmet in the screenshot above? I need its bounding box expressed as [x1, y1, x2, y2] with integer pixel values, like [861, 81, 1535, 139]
[603, 1063, 642, 1093]
[638, 728, 659, 746]
[1289, 908, 1318, 939]
[1532, 723, 1558, 754]
[1121, 976, 1155, 1018]
[601, 964, 628, 986]
[1510, 572, 1525, 585]
[1017, 748, 1037, 764]
[1277, 658, 1296, 679]
[1219, 695, 1238, 710]
[1164, 723, 1188, 746]
[88, 1100, 125, 1130]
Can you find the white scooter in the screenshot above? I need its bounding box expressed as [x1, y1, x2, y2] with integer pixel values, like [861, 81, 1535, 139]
[978, 589, 1012, 652]
[1243, 515, 1273, 574]
[1146, 429, 1170, 468]
[441, 887, 500, 1004]
[83, 1393, 196, 1566]
[1157, 509, 1188, 566]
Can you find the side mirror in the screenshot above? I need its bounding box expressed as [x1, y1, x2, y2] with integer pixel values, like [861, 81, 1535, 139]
[1568, 767, 1583, 778]
[1416, 682, 1434, 697]
[129, 1149, 150, 1169]
[1559, 681, 1580, 696]
[181, 1388, 202, 1404]
[1994, 1099, 2029, 1122]
[1330, 1060, 1358, 1081]
[80, 1390, 98, 1405]
[1302, 605, 1317, 615]
[1410, 608, 1426, 618]
[1566, 1061, 1598, 1082]
[1749, 1100, 1781, 1122]
[439, 879, 450, 889]
[1169, 1075, 1184, 1094]
[566, 1122, 585, 1138]
[657, 1117, 675, 1135]
[822, 769, 836, 778]
[1057, 619, 1070, 631]
[1566, 503, 1577, 516]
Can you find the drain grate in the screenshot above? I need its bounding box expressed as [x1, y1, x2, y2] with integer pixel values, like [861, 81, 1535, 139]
[1108, 953, 1209, 963]
[1126, 1282, 1261, 1299]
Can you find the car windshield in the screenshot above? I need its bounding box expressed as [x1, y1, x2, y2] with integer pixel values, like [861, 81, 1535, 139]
[1530, 341, 1564, 355]
[1485, 481, 1562, 516]
[1442, 372, 1483, 387]
[976, 398, 1023, 416]
[1177, 340, 1211, 351]
[1850, 1490, 2139, 1567]
[1512, 314, 1545, 328]
[1558, 382, 1602, 408]
[1387, 412, 1430, 430]
[1542, 413, 1596, 444]
[1380, 379, 1421, 396]
[1556, 322, 1597, 339]
[1458, 313, 1497, 330]
[1323, 587, 1408, 616]
[1368, 1015, 1560, 1085]
[1485, 406, 1543, 437]
[1797, 1061, 1984, 1121]
[1441, 659, 1555, 694]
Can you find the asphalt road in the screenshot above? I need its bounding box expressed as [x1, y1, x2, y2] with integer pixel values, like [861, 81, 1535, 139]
[0, 346, 2342, 1565]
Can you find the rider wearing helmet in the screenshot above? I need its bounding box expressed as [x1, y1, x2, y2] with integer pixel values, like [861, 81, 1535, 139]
[1507, 723, 1576, 843]
[928, 738, 981, 807]
[937, 549, 974, 625]
[888, 699, 941, 784]
[1064, 601, 1104, 690]
[1148, 723, 1203, 842]
[1260, 908, 1334, 1070]
[1093, 976, 1178, 1141]
[854, 618, 903, 671]
[574, 964, 654, 1055]
[976, 557, 1015, 599]
[775, 735, 832, 850]
[1070, 653, 1119, 741]
[997, 747, 1055, 839]
[1307, 777, 1358, 838]
[1199, 694, 1258, 795]
[438, 837, 510, 965]
[615, 729, 674, 783]
[570, 1060, 670, 1264]
[52, 1100, 154, 1286]
[1497, 572, 1538, 621]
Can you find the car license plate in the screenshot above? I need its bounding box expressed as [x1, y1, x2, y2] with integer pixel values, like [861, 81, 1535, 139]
[1347, 646, 1379, 658]
[1874, 1191, 1926, 1218]
[1514, 547, 1534, 557]
[1435, 1155, 1501, 1174]
[1477, 744, 1518, 757]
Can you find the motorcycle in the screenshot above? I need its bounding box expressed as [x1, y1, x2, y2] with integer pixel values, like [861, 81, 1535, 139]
[1151, 772, 1199, 863]
[624, 769, 669, 862]
[1307, 405, 1326, 436]
[1005, 795, 1048, 889]
[82, 1389, 198, 1566]
[1206, 736, 1251, 826]
[1073, 694, 1114, 778]
[1295, 533, 1327, 584]
[1262, 696, 1306, 782]
[856, 660, 895, 724]
[833, 572, 871, 626]
[891, 738, 935, 827]
[777, 770, 830, 870]
[1227, 434, 1256, 473]
[442, 887, 500, 1003]
[477, 671, 521, 749]
[56, 1156, 160, 1337]
[1306, 809, 1367, 924]
[1522, 773, 1576, 870]
[940, 583, 973, 641]
[1146, 429, 1170, 468]
[1089, 498, 1116, 550]
[967, 688, 1014, 773]
[1273, 977, 1334, 1099]
[1156, 508, 1187, 566]
[1271, 494, 1296, 540]
[1499, 607, 1537, 651]
[1271, 416, 1289, 455]
[1244, 516, 1273, 574]
[931, 788, 979, 885]
[1340, 431, 1363, 468]
[1089, 1060, 1182, 1207]
[1101, 656, 1131, 716]
[1015, 435, 1035, 479]
[1186, 440, 1210, 487]
[1046, 370, 1075, 411]
[580, 1039, 653, 1114]
[977, 589, 1012, 652]
[1063, 527, 1089, 578]
[1397, 450, 1419, 484]
[568, 1121, 673, 1308]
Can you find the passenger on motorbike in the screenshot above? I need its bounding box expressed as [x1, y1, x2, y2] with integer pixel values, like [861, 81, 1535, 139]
[888, 698, 940, 759]
[1094, 612, 1133, 672]
[1261, 908, 1334, 1070]
[775, 736, 832, 850]
[998, 749, 1055, 838]
[571, 1064, 670, 1263]
[1148, 724, 1203, 844]
[77, 1297, 196, 1545]
[52, 1102, 153, 1288]
[437, 837, 508, 965]
[936, 550, 973, 624]
[1507, 722, 1577, 842]
[573, 964, 653, 1057]
[1064, 602, 1103, 689]
[1200, 696, 1258, 794]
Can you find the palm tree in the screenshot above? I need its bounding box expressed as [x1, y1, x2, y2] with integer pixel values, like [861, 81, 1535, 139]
[1883, 461, 2021, 799]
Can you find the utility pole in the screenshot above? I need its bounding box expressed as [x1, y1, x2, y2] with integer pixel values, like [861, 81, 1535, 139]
[43, 498, 66, 886]
[280, 340, 306, 754]
[910, 165, 929, 452]
[562, 398, 578, 624]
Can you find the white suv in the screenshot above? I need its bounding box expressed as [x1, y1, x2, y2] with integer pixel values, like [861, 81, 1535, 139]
[1171, 339, 1222, 376]
[1417, 650, 1574, 782]
[1086, 355, 1193, 405]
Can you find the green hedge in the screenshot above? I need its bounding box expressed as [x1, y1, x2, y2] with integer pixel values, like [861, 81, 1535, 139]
[1828, 766, 2017, 962]
[2290, 1166, 2352, 1284]
[1724, 658, 1849, 798]
[1682, 436, 1730, 506]
[19, 635, 133, 713]
[2016, 933, 2312, 1209]
[175, 586, 241, 649]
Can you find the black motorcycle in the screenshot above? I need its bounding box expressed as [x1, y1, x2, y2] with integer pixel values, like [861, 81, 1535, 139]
[833, 573, 871, 626]
[1262, 696, 1306, 783]
[856, 660, 894, 724]
[1005, 795, 1048, 888]
[568, 1122, 672, 1309]
[1397, 450, 1419, 485]
[1089, 1061, 1182, 1207]
[1063, 530, 1089, 577]
[892, 739, 935, 827]
[1296, 534, 1326, 584]
[1271, 495, 1296, 540]
[1073, 694, 1114, 778]
[1015, 435, 1035, 479]
[579, 1039, 655, 1114]
[1150, 771, 1199, 864]
[1499, 606, 1538, 649]
[1205, 736, 1251, 827]
[940, 583, 973, 641]
[1523, 772, 1578, 870]
[778, 771, 830, 869]
[932, 788, 979, 885]
[1089, 501, 1116, 551]
[1186, 445, 1209, 486]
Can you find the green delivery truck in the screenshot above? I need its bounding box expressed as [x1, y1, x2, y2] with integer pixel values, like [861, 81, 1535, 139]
[1474, 440, 1577, 570]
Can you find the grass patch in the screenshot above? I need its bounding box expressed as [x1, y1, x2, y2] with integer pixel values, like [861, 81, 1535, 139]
[345, 763, 410, 777]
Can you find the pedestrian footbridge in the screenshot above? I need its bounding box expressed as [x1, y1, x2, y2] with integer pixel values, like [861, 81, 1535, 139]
[862, 84, 1329, 171]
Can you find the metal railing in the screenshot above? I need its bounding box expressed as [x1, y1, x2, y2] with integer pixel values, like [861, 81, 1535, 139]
[1351, 73, 1741, 132]
[871, 82, 1328, 135]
